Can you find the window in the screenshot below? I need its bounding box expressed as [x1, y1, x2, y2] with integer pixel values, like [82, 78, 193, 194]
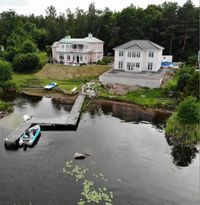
[127, 62, 131, 70]
[72, 44, 77, 49]
[118, 61, 123, 69]
[59, 55, 64, 60]
[149, 51, 154, 57]
[61, 45, 64, 49]
[80, 55, 83, 61]
[148, 62, 153, 70]
[136, 63, 140, 68]
[137, 52, 140, 57]
[119, 51, 123, 56]
[131, 52, 135, 57]
[67, 55, 70, 61]
[127, 52, 131, 57]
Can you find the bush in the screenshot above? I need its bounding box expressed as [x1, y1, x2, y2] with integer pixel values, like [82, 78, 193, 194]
[184, 72, 200, 99]
[4, 46, 20, 62]
[97, 56, 113, 65]
[0, 60, 12, 86]
[0, 100, 10, 111]
[177, 96, 199, 124]
[187, 55, 197, 65]
[177, 73, 190, 92]
[13, 53, 41, 73]
[21, 40, 37, 53]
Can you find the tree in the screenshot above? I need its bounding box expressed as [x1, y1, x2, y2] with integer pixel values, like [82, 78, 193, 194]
[13, 53, 41, 73]
[0, 60, 12, 86]
[177, 96, 199, 124]
[21, 39, 37, 53]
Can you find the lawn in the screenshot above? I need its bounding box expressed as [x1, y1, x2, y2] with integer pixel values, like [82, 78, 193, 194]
[12, 64, 111, 92]
[99, 87, 176, 109]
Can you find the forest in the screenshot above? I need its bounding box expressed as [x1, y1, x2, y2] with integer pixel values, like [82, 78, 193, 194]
[0, 0, 198, 63]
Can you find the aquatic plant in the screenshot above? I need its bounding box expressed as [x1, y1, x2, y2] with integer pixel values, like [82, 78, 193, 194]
[63, 160, 113, 204]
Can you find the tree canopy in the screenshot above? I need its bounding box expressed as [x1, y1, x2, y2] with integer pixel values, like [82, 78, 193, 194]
[0, 0, 198, 61]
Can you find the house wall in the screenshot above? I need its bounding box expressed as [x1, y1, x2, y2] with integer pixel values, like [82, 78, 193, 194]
[162, 55, 173, 62]
[114, 49, 163, 72]
[52, 40, 103, 64]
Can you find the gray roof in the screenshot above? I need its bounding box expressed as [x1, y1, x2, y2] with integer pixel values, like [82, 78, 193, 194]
[58, 33, 103, 44]
[113, 40, 164, 50]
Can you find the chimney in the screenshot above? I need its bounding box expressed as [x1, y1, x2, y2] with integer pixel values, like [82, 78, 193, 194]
[88, 33, 93, 38]
[65, 35, 71, 39]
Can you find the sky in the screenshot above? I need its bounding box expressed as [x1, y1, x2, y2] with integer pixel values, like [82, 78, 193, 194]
[0, 0, 199, 15]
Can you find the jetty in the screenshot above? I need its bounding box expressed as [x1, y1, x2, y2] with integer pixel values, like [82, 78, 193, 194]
[4, 94, 85, 149]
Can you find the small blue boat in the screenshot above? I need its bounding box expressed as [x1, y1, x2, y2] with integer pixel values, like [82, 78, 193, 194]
[44, 82, 57, 90]
[19, 125, 41, 146]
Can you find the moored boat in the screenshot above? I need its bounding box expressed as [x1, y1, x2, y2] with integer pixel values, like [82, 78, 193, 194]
[44, 82, 57, 90]
[19, 125, 41, 146]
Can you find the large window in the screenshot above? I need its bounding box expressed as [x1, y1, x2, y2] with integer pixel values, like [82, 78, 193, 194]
[67, 55, 70, 61]
[72, 44, 77, 49]
[118, 61, 123, 69]
[148, 62, 153, 70]
[119, 51, 123, 56]
[59, 55, 64, 60]
[127, 52, 131, 57]
[149, 51, 154, 57]
[127, 62, 140, 71]
[136, 52, 140, 57]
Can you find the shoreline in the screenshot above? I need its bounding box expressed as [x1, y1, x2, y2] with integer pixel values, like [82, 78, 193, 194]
[0, 88, 172, 119]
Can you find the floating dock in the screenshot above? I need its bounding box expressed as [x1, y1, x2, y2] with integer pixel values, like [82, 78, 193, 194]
[4, 94, 85, 149]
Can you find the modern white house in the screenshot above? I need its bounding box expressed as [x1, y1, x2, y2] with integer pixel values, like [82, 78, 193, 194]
[113, 40, 164, 72]
[51, 33, 104, 64]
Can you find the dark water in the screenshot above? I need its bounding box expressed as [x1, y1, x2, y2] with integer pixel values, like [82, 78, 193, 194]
[0, 96, 199, 205]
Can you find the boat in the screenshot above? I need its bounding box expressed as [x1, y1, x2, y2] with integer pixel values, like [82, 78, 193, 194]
[19, 125, 41, 146]
[44, 82, 57, 90]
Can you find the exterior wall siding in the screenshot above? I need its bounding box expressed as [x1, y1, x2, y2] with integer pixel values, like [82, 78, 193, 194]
[114, 46, 163, 72]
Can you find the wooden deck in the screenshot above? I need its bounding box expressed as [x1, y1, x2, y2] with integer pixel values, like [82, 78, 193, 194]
[4, 94, 85, 148]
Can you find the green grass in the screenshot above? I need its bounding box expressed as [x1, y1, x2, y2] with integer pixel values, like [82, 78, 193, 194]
[11, 64, 111, 92]
[99, 87, 176, 109]
[36, 52, 48, 66]
[166, 112, 200, 144]
[0, 100, 11, 111]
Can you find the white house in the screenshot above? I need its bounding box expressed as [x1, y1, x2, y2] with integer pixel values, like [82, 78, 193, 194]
[113, 40, 164, 72]
[51, 33, 104, 64]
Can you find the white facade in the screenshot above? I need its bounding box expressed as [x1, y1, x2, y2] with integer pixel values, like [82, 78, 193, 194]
[113, 40, 164, 72]
[162, 55, 173, 62]
[52, 33, 104, 64]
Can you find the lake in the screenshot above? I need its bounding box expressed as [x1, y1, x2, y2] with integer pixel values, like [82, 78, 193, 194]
[0, 95, 199, 205]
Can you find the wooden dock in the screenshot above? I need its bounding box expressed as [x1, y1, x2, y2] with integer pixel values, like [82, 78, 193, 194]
[4, 94, 85, 149]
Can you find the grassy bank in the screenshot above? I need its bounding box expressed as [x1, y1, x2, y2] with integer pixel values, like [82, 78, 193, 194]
[99, 87, 176, 109]
[12, 64, 111, 92]
[0, 100, 12, 112]
[166, 112, 200, 144]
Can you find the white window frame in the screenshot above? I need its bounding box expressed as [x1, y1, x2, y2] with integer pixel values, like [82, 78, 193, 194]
[118, 61, 123, 69]
[127, 52, 131, 57]
[149, 51, 154, 57]
[148, 62, 153, 70]
[119, 51, 123, 57]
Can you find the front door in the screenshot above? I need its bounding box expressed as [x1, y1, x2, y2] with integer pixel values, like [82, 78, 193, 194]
[77, 56, 79, 63]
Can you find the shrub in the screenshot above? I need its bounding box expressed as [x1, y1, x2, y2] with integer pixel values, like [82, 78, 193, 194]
[187, 55, 197, 66]
[21, 40, 37, 53]
[0, 100, 10, 111]
[0, 60, 12, 86]
[13, 53, 41, 73]
[184, 72, 200, 99]
[177, 96, 199, 124]
[97, 56, 113, 65]
[177, 73, 190, 92]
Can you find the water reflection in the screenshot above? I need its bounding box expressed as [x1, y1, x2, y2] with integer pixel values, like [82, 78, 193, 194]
[171, 145, 198, 167]
[165, 135, 199, 167]
[88, 101, 170, 125]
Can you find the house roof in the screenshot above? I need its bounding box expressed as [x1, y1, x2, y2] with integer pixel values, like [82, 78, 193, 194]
[57, 33, 103, 44]
[113, 40, 164, 50]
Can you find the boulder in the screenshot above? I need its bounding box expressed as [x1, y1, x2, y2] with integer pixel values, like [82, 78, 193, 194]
[73, 152, 90, 160]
